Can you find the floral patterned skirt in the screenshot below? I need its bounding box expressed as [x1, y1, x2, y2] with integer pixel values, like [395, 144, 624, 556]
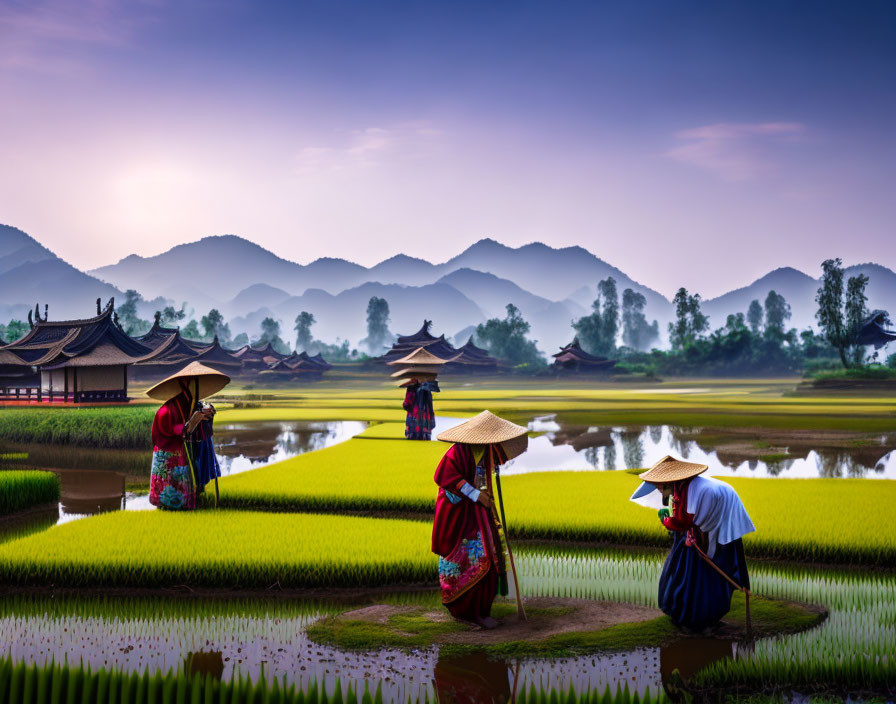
[149, 447, 196, 511]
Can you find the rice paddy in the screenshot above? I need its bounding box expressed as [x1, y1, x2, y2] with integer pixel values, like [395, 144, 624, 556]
[214, 438, 896, 566]
[0, 470, 59, 516]
[0, 379, 893, 700]
[0, 511, 434, 589]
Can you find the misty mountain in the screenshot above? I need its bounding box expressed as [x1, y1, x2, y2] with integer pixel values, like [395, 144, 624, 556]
[248, 282, 487, 353]
[0, 224, 123, 321]
[440, 238, 670, 314]
[226, 283, 292, 317]
[90, 235, 368, 304]
[702, 264, 896, 333]
[435, 268, 583, 351]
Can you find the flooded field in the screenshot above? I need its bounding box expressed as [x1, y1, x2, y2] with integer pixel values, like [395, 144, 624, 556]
[506, 415, 896, 479]
[0, 564, 740, 702]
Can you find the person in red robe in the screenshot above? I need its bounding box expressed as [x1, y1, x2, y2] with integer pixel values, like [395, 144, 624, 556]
[432, 411, 529, 628]
[146, 362, 230, 511]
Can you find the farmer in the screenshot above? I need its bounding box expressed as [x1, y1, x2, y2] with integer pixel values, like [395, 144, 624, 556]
[146, 361, 229, 511]
[432, 411, 528, 628]
[630, 455, 755, 631]
[400, 373, 439, 440]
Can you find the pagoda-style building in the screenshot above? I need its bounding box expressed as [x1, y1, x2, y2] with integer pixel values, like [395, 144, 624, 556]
[135, 312, 180, 350]
[131, 329, 202, 378]
[0, 299, 154, 402]
[552, 337, 616, 374]
[379, 320, 464, 364]
[268, 352, 330, 380]
[192, 336, 243, 374]
[444, 336, 500, 373]
[233, 341, 287, 370]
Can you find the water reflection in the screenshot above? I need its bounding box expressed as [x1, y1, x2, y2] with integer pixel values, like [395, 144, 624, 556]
[0, 592, 737, 702]
[434, 653, 512, 704]
[505, 416, 896, 479]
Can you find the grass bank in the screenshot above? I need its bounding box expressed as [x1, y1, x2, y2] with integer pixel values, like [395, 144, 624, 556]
[0, 406, 156, 450]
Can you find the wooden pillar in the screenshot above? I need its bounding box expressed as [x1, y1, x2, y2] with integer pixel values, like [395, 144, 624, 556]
[73, 367, 78, 403]
[123, 365, 128, 400]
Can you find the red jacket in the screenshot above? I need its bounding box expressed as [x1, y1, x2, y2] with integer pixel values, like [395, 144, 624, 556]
[662, 479, 696, 532]
[151, 394, 191, 452]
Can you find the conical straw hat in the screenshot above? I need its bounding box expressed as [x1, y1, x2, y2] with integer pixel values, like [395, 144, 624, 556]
[638, 455, 707, 484]
[146, 361, 231, 401]
[390, 365, 441, 378]
[437, 410, 529, 460]
[386, 346, 459, 366]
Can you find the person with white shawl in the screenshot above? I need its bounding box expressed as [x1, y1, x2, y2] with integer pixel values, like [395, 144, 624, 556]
[630, 455, 755, 631]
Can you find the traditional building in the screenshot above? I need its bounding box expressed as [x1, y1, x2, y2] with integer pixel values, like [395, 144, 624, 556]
[0, 299, 154, 402]
[131, 329, 201, 378]
[233, 341, 286, 370]
[552, 337, 616, 374]
[379, 320, 463, 364]
[193, 336, 243, 374]
[135, 312, 180, 350]
[444, 336, 500, 373]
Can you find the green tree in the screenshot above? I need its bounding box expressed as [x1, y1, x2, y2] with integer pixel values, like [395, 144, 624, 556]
[816, 258, 868, 368]
[258, 317, 290, 354]
[200, 309, 231, 343]
[845, 273, 869, 367]
[573, 277, 619, 357]
[160, 305, 186, 326]
[746, 299, 764, 334]
[1, 319, 28, 342]
[182, 320, 202, 340]
[231, 332, 249, 348]
[668, 288, 709, 350]
[475, 304, 544, 367]
[116, 290, 150, 336]
[363, 297, 393, 353]
[294, 311, 316, 352]
[763, 290, 791, 339]
[621, 288, 659, 351]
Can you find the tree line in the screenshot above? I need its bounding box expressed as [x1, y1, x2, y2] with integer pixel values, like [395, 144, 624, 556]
[0, 258, 889, 376]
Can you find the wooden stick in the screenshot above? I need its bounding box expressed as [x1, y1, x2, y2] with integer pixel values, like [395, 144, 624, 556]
[488, 449, 527, 621]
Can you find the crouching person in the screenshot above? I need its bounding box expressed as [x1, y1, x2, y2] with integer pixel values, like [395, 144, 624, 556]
[630, 455, 755, 632]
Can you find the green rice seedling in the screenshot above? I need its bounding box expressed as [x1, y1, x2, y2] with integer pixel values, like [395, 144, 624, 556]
[0, 654, 666, 704]
[0, 470, 59, 516]
[215, 438, 896, 566]
[0, 407, 156, 449]
[516, 546, 896, 696]
[0, 511, 437, 589]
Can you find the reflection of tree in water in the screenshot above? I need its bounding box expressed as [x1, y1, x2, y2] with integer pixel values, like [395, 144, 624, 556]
[583, 446, 602, 468]
[603, 443, 617, 470]
[668, 428, 694, 459]
[761, 458, 793, 477]
[816, 452, 871, 478]
[648, 425, 663, 445]
[278, 427, 328, 456]
[620, 431, 644, 470]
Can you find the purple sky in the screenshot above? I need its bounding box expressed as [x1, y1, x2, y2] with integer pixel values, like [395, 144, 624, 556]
[0, 0, 893, 298]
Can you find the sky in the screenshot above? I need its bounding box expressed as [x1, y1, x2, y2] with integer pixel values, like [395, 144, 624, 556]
[0, 0, 894, 299]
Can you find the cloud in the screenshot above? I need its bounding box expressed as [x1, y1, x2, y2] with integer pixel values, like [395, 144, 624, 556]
[295, 123, 443, 175]
[665, 121, 807, 180]
[0, 0, 157, 72]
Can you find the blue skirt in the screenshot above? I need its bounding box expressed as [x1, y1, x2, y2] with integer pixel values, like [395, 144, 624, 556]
[658, 532, 749, 631]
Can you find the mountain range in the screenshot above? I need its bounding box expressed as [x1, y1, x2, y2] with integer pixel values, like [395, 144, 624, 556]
[2, 223, 894, 353]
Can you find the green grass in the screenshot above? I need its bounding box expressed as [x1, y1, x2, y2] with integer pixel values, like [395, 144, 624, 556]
[215, 438, 896, 566]
[0, 654, 665, 704]
[0, 470, 59, 516]
[0, 510, 435, 589]
[0, 406, 156, 449]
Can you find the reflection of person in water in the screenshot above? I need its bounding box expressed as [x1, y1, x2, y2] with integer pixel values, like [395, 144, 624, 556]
[630, 455, 755, 631]
[434, 652, 512, 704]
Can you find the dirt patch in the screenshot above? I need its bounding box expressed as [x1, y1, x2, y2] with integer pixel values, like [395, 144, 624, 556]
[336, 597, 661, 646]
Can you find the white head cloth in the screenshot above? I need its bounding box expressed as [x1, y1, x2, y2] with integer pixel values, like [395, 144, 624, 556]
[630, 475, 756, 558]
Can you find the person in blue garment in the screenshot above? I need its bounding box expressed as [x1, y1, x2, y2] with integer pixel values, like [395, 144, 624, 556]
[630, 455, 755, 632]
